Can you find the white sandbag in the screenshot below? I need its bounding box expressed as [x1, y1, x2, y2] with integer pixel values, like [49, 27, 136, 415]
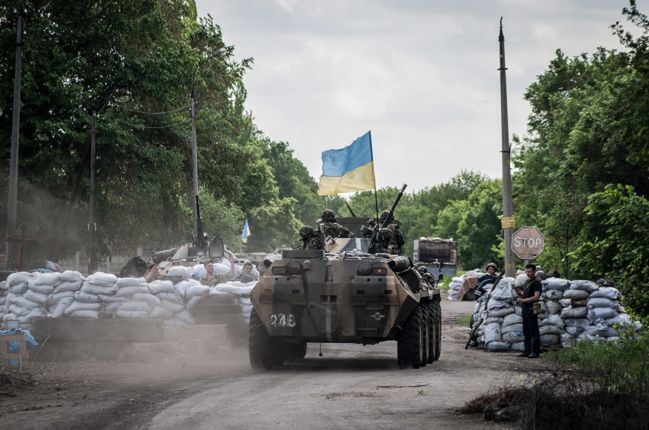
[212, 263, 231, 275]
[565, 326, 586, 336]
[115, 309, 150, 319]
[510, 342, 526, 351]
[3, 313, 18, 322]
[100, 295, 129, 303]
[73, 291, 102, 303]
[33, 272, 61, 286]
[10, 296, 40, 310]
[238, 297, 251, 306]
[53, 281, 82, 293]
[488, 298, 511, 310]
[186, 295, 204, 309]
[60, 270, 83, 282]
[606, 314, 631, 327]
[564, 318, 590, 330]
[19, 307, 47, 322]
[589, 287, 620, 300]
[51, 296, 74, 318]
[503, 331, 525, 343]
[174, 310, 195, 325]
[540, 314, 565, 328]
[490, 278, 517, 301]
[7, 272, 32, 286]
[587, 297, 618, 309]
[540, 325, 564, 336]
[161, 299, 185, 314]
[24, 289, 49, 305]
[489, 306, 515, 317]
[501, 323, 523, 334]
[150, 306, 175, 320]
[484, 323, 502, 344]
[115, 286, 150, 297]
[544, 301, 563, 315]
[119, 301, 151, 312]
[562, 289, 590, 300]
[9, 283, 29, 294]
[81, 282, 117, 296]
[116, 277, 148, 288]
[561, 333, 576, 348]
[588, 307, 617, 322]
[86, 272, 117, 287]
[540, 334, 560, 345]
[186, 284, 210, 299]
[157, 292, 183, 304]
[104, 302, 121, 313]
[148, 280, 174, 294]
[69, 309, 100, 319]
[64, 301, 102, 316]
[240, 304, 253, 317]
[543, 290, 563, 300]
[28, 282, 55, 295]
[569, 280, 599, 293]
[131, 293, 162, 307]
[212, 282, 255, 297]
[515, 274, 528, 288]
[514, 305, 522, 316]
[167, 266, 193, 279]
[559, 299, 572, 307]
[8, 304, 30, 316]
[174, 280, 201, 297]
[192, 264, 207, 280]
[486, 341, 510, 351]
[483, 316, 504, 325]
[542, 278, 570, 291]
[561, 307, 588, 319]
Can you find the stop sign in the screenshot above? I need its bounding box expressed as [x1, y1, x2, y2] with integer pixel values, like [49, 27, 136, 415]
[512, 226, 545, 260]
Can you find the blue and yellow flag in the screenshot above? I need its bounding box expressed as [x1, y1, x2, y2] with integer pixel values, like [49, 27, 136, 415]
[241, 218, 251, 243]
[318, 131, 376, 195]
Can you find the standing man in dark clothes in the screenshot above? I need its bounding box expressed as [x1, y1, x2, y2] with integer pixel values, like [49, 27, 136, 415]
[516, 263, 543, 358]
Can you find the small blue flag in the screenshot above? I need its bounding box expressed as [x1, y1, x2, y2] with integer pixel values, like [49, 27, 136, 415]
[241, 218, 251, 243]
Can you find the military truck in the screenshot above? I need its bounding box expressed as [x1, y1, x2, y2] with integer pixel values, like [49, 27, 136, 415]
[248, 185, 442, 370]
[412, 237, 457, 278]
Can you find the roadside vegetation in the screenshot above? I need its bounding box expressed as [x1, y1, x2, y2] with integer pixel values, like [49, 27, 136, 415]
[461, 328, 649, 429]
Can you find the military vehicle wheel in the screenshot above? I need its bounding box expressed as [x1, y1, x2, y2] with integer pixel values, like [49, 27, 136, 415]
[397, 306, 425, 369]
[431, 300, 442, 361]
[249, 308, 276, 370]
[420, 306, 430, 367]
[426, 303, 435, 364]
[291, 342, 308, 360]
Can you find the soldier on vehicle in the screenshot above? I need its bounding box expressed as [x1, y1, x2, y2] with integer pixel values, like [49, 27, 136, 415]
[317, 209, 353, 240]
[299, 225, 325, 250]
[369, 210, 404, 254]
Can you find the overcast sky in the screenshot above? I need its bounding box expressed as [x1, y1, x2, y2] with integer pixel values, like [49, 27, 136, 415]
[195, 0, 642, 191]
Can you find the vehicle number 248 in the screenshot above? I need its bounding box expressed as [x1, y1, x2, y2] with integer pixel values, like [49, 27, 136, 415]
[270, 313, 296, 328]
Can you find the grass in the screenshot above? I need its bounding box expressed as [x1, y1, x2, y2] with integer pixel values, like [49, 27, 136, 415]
[456, 314, 472, 327]
[460, 327, 649, 429]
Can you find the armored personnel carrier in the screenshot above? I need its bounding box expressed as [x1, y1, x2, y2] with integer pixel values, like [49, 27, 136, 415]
[248, 185, 442, 369]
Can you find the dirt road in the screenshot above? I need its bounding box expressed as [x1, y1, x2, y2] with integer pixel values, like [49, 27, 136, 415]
[1, 301, 530, 429]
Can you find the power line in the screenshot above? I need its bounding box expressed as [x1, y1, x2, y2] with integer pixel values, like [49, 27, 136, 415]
[131, 104, 191, 115]
[124, 119, 192, 129]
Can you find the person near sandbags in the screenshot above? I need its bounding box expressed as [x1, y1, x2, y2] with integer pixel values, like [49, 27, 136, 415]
[516, 263, 543, 358]
[474, 262, 499, 299]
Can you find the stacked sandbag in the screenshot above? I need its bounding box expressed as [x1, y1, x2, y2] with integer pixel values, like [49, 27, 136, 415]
[448, 277, 463, 301]
[4, 272, 54, 326]
[537, 278, 570, 347]
[476, 277, 517, 351]
[50, 270, 83, 317]
[110, 276, 155, 319]
[212, 281, 257, 322]
[0, 281, 8, 320]
[65, 271, 115, 319]
[559, 280, 597, 347]
[171, 278, 208, 325]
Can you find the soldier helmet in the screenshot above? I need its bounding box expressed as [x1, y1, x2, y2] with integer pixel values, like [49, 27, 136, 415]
[380, 210, 392, 223]
[485, 262, 498, 271]
[299, 225, 316, 240]
[320, 209, 336, 222]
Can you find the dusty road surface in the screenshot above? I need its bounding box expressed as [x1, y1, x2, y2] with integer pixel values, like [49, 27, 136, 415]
[1, 300, 533, 430]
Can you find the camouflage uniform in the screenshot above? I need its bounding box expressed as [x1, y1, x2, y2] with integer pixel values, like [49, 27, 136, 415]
[369, 211, 404, 254]
[318, 209, 353, 239]
[299, 225, 325, 250]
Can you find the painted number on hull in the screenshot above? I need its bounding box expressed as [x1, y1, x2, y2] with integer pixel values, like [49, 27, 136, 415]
[270, 313, 296, 328]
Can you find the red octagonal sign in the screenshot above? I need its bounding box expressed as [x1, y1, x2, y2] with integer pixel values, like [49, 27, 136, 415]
[512, 226, 545, 260]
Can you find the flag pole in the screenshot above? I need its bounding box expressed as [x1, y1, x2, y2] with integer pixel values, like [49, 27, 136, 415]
[368, 131, 379, 220]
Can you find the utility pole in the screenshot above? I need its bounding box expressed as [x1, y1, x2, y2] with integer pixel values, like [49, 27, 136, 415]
[190, 89, 199, 242]
[5, 1, 25, 270]
[88, 111, 97, 274]
[499, 18, 515, 277]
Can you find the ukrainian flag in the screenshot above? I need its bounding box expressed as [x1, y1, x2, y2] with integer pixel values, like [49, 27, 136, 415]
[318, 131, 376, 195]
[241, 218, 251, 243]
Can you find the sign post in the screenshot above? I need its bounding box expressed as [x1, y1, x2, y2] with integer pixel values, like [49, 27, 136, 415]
[512, 226, 545, 261]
